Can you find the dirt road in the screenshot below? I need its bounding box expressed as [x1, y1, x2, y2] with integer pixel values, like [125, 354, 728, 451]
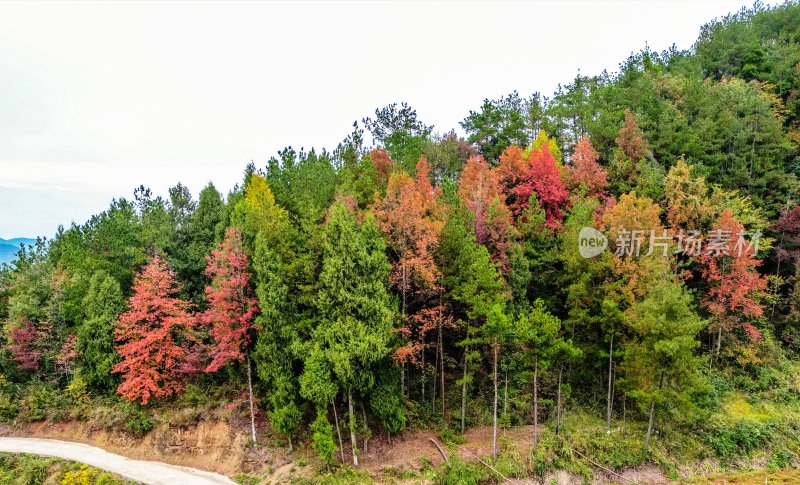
[0, 437, 236, 485]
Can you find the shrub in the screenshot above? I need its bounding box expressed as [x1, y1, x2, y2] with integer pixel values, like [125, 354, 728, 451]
[436, 457, 493, 485]
[438, 427, 466, 445]
[297, 467, 373, 485]
[121, 403, 154, 437]
[0, 392, 19, 421]
[0, 453, 54, 485]
[703, 420, 774, 459]
[20, 384, 69, 422]
[768, 448, 793, 471]
[232, 473, 260, 485]
[310, 408, 337, 464]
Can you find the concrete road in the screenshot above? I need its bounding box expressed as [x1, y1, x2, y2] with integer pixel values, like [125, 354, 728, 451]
[0, 437, 236, 485]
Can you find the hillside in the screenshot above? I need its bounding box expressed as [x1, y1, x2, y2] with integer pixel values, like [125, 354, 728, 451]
[1, 2, 800, 484]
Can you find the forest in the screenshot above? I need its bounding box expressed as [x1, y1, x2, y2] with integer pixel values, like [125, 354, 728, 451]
[2, 2, 800, 482]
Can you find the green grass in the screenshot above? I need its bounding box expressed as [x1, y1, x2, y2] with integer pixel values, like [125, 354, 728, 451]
[0, 453, 141, 485]
[296, 467, 374, 485]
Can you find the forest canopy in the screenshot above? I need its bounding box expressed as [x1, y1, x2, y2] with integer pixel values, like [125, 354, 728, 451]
[2, 1, 800, 476]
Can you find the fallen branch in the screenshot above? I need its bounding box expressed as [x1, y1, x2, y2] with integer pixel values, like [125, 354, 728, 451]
[570, 447, 630, 482]
[428, 438, 449, 462]
[456, 445, 522, 485]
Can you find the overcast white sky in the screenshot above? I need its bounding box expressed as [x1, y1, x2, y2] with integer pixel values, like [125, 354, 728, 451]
[0, 0, 774, 239]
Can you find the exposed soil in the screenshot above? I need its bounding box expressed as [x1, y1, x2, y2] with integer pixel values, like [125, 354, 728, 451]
[358, 425, 534, 470]
[0, 437, 234, 484]
[0, 420, 263, 478]
[14, 417, 780, 484]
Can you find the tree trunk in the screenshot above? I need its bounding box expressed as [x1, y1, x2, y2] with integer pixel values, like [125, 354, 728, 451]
[771, 250, 783, 319]
[246, 356, 257, 447]
[645, 399, 656, 447]
[332, 400, 345, 464]
[503, 368, 508, 438]
[492, 339, 499, 461]
[533, 359, 539, 453]
[606, 333, 614, 431]
[401, 361, 406, 398]
[362, 405, 369, 453]
[555, 365, 563, 436]
[348, 389, 359, 467]
[402, 263, 407, 315]
[347, 389, 358, 467]
[439, 321, 446, 419]
[622, 394, 627, 436]
[432, 334, 439, 413]
[461, 344, 469, 434]
[421, 339, 426, 402]
[645, 373, 665, 447]
[401, 262, 407, 399]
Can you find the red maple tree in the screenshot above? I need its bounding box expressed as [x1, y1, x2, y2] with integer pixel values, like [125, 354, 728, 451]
[699, 210, 767, 345]
[202, 227, 258, 373]
[772, 205, 800, 267]
[113, 255, 198, 404]
[8, 320, 41, 371]
[55, 334, 78, 379]
[512, 145, 570, 229]
[369, 148, 395, 185]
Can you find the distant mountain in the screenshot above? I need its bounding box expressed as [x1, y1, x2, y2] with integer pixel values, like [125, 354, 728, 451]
[0, 238, 37, 265]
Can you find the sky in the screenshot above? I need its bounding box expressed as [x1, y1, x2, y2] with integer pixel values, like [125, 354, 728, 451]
[0, 0, 774, 239]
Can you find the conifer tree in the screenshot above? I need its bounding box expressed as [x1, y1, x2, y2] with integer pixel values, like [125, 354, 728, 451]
[621, 281, 706, 446]
[439, 185, 508, 441]
[76, 270, 124, 391]
[516, 299, 577, 452]
[302, 203, 397, 466]
[232, 174, 303, 449]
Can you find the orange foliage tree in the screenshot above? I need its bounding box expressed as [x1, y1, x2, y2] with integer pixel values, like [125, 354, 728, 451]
[375, 158, 443, 355]
[565, 136, 608, 198]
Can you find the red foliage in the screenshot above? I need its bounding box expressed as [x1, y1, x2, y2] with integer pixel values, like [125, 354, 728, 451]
[394, 305, 454, 366]
[330, 192, 359, 218]
[369, 148, 395, 184]
[772, 205, 800, 265]
[8, 320, 41, 371]
[56, 334, 78, 376]
[393, 344, 419, 365]
[512, 145, 570, 229]
[565, 136, 608, 198]
[698, 210, 767, 343]
[202, 228, 258, 373]
[457, 156, 514, 271]
[113, 255, 199, 404]
[375, 157, 443, 296]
